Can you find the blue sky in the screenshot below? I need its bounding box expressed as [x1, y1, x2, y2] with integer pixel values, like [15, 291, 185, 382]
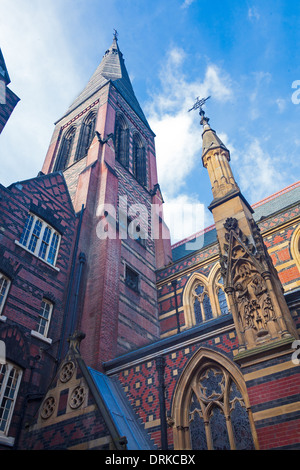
[0, 0, 300, 243]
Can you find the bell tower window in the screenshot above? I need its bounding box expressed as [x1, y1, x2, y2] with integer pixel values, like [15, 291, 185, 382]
[54, 126, 76, 171]
[115, 114, 129, 169]
[75, 113, 96, 161]
[132, 133, 146, 186]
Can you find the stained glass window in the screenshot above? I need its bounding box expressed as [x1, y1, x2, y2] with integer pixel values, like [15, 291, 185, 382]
[192, 282, 212, 324]
[187, 365, 255, 450]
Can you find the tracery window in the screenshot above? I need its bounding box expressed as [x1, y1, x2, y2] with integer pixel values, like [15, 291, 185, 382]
[188, 365, 255, 449]
[183, 264, 230, 329]
[114, 114, 129, 169]
[290, 223, 300, 276]
[214, 270, 229, 316]
[54, 126, 76, 171]
[132, 133, 146, 186]
[0, 362, 22, 437]
[75, 113, 96, 161]
[192, 282, 213, 323]
[171, 349, 258, 450]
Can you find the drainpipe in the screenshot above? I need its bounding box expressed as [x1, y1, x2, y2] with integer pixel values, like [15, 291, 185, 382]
[70, 251, 86, 334]
[171, 280, 180, 334]
[156, 356, 168, 450]
[56, 204, 85, 367]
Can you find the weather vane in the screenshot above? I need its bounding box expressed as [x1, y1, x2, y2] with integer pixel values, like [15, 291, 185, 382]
[188, 96, 211, 116]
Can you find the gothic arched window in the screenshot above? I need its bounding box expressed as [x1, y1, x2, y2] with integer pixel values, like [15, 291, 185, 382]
[171, 349, 258, 450]
[183, 264, 230, 329]
[214, 271, 229, 316]
[192, 282, 213, 324]
[114, 114, 129, 169]
[54, 126, 76, 171]
[75, 113, 96, 161]
[132, 133, 146, 186]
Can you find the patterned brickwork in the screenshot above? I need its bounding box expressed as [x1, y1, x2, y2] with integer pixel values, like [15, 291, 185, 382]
[115, 326, 239, 448]
[0, 173, 77, 448]
[240, 340, 300, 450]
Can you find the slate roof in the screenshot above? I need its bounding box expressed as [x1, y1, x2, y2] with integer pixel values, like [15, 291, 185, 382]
[171, 182, 300, 262]
[88, 368, 154, 450]
[65, 37, 152, 132]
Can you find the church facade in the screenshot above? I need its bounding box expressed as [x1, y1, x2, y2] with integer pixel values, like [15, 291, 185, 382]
[0, 37, 299, 451]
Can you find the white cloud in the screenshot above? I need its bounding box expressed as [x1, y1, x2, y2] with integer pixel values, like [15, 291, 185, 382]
[0, 0, 90, 186]
[146, 48, 232, 198]
[276, 98, 287, 113]
[163, 194, 206, 244]
[146, 47, 232, 242]
[181, 0, 197, 9]
[235, 138, 287, 202]
[248, 7, 260, 21]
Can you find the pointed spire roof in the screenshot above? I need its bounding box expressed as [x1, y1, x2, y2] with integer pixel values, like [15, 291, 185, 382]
[201, 113, 229, 158]
[66, 33, 152, 131]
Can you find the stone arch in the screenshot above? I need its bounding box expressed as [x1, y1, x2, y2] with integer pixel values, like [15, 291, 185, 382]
[54, 125, 77, 171]
[171, 347, 258, 450]
[132, 132, 146, 186]
[114, 112, 130, 168]
[290, 223, 300, 275]
[75, 111, 97, 161]
[208, 261, 230, 316]
[182, 272, 211, 328]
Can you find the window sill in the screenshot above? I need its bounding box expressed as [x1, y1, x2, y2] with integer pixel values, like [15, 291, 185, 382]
[0, 434, 15, 447]
[14, 241, 60, 272]
[31, 330, 52, 344]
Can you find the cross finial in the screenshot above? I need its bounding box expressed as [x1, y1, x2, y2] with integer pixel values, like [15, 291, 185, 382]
[188, 96, 211, 116]
[113, 29, 118, 41]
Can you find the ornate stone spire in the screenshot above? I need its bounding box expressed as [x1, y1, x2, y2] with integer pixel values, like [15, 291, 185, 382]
[199, 109, 239, 205]
[191, 100, 299, 357]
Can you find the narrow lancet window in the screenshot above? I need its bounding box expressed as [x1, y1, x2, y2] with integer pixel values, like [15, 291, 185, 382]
[75, 113, 96, 161]
[132, 133, 146, 186]
[54, 127, 76, 171]
[115, 114, 129, 168]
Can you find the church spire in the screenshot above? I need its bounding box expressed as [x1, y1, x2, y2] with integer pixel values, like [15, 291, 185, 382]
[190, 98, 298, 356]
[65, 31, 151, 131]
[197, 106, 239, 205]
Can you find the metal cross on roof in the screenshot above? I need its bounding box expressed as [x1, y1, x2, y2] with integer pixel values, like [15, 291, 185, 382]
[113, 29, 118, 41]
[188, 96, 211, 115]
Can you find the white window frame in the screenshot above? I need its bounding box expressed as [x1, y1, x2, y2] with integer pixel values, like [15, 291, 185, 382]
[0, 361, 22, 443]
[16, 213, 61, 269]
[0, 273, 10, 317]
[37, 299, 53, 338]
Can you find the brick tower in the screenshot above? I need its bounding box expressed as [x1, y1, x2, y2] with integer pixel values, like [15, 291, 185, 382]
[41, 33, 172, 369]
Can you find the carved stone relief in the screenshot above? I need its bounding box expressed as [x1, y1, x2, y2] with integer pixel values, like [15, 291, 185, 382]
[221, 217, 287, 348]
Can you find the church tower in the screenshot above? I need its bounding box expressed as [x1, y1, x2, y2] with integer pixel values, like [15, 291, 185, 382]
[199, 105, 298, 355]
[41, 33, 172, 369]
